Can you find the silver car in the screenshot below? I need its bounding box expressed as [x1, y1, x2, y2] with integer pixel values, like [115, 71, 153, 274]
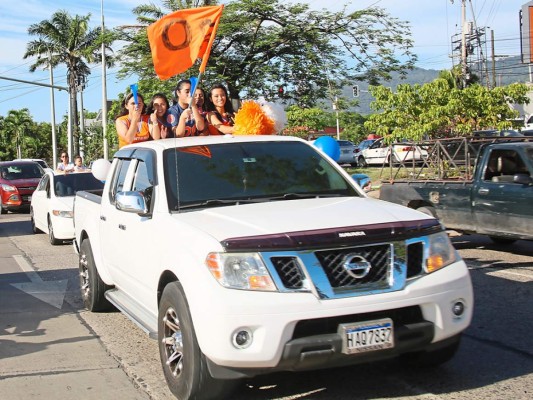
[336, 140, 358, 166]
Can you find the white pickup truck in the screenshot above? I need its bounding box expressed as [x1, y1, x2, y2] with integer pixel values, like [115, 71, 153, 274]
[74, 135, 473, 400]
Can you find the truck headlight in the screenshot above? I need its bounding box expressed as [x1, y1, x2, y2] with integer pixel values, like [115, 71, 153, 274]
[52, 210, 73, 218]
[425, 231, 458, 273]
[206, 252, 277, 291]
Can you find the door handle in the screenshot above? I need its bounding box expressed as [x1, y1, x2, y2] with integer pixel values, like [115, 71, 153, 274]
[100, 215, 106, 221]
[118, 224, 126, 230]
[478, 188, 489, 195]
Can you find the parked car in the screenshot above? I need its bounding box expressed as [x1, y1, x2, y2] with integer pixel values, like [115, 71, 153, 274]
[362, 138, 428, 165]
[379, 140, 533, 243]
[336, 140, 359, 166]
[519, 129, 533, 137]
[30, 170, 104, 244]
[0, 161, 44, 214]
[13, 158, 52, 172]
[355, 139, 378, 167]
[472, 129, 523, 137]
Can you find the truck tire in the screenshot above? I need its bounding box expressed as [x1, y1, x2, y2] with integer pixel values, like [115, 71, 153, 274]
[158, 282, 238, 400]
[48, 215, 61, 245]
[79, 238, 113, 311]
[399, 334, 461, 367]
[416, 206, 437, 218]
[489, 236, 516, 245]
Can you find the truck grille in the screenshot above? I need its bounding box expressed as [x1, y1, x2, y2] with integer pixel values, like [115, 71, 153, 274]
[315, 244, 391, 289]
[266, 240, 426, 298]
[407, 242, 424, 278]
[270, 257, 304, 289]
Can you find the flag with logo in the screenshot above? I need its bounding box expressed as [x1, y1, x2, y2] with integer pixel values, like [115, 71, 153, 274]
[147, 5, 224, 80]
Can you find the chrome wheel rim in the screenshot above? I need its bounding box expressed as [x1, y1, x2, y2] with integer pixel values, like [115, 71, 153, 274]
[162, 307, 184, 377]
[79, 252, 90, 300]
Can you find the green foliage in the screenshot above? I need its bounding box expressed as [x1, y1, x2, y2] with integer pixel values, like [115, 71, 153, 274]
[364, 80, 530, 143]
[24, 10, 115, 155]
[285, 106, 327, 131]
[117, 0, 416, 108]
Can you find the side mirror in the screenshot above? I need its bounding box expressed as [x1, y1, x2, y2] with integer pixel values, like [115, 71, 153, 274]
[513, 173, 533, 185]
[116, 191, 149, 215]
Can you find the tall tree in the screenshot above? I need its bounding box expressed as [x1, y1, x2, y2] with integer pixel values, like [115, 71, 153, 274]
[364, 80, 530, 141]
[23, 10, 115, 156]
[116, 0, 416, 107]
[3, 109, 34, 159]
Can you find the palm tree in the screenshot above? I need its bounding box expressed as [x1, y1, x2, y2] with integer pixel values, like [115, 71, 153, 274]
[23, 10, 114, 156]
[3, 109, 33, 159]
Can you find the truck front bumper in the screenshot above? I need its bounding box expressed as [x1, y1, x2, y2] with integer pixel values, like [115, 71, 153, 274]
[191, 260, 473, 377]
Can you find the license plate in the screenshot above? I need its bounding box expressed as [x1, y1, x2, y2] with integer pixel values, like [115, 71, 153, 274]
[338, 318, 394, 354]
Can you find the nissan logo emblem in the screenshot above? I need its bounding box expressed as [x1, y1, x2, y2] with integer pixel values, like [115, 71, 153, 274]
[342, 253, 371, 279]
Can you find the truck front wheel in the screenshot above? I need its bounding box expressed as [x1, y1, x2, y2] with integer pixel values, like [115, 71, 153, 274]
[158, 282, 238, 400]
[79, 238, 113, 311]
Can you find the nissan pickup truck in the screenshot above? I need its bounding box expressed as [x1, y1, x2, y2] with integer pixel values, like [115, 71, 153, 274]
[74, 135, 473, 400]
[379, 140, 533, 244]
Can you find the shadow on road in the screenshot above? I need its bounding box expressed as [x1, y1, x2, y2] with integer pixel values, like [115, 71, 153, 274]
[451, 234, 533, 257]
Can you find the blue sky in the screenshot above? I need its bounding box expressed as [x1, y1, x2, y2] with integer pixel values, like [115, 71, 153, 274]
[0, 0, 525, 123]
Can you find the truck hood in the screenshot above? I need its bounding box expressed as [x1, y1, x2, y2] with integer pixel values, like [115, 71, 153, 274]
[175, 197, 438, 249]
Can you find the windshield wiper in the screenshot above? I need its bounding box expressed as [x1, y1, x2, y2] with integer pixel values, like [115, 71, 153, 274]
[263, 192, 343, 201]
[178, 198, 257, 210]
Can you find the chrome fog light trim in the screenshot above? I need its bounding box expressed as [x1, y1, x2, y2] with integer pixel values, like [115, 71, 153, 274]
[232, 328, 253, 349]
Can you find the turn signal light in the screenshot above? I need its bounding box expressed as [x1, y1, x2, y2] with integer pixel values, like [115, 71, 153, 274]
[426, 254, 445, 273]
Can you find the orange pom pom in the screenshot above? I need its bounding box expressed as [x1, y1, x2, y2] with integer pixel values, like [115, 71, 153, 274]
[233, 100, 276, 135]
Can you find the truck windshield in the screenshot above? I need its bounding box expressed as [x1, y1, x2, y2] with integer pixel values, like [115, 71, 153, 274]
[163, 141, 359, 211]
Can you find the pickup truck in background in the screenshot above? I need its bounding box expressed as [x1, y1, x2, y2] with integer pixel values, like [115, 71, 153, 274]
[74, 135, 473, 400]
[380, 139, 533, 244]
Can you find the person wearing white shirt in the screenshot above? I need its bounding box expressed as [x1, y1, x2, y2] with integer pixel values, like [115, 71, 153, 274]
[56, 151, 74, 173]
[73, 155, 89, 172]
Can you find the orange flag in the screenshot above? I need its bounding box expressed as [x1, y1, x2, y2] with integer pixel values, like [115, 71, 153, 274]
[147, 5, 224, 80]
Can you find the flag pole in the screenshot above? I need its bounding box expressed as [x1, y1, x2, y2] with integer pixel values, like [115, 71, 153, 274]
[189, 5, 222, 108]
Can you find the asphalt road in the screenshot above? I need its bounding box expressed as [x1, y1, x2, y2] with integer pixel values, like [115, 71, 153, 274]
[0, 212, 531, 400]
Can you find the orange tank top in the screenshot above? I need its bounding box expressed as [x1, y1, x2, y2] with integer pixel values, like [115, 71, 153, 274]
[117, 114, 151, 148]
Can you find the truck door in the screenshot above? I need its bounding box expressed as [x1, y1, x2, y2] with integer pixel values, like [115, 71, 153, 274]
[473, 148, 533, 237]
[101, 152, 160, 313]
[99, 158, 133, 279]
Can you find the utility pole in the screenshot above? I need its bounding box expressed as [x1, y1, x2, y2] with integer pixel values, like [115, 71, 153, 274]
[77, 76, 86, 158]
[333, 96, 340, 140]
[101, 0, 109, 160]
[491, 30, 496, 88]
[48, 52, 58, 167]
[461, 0, 468, 88]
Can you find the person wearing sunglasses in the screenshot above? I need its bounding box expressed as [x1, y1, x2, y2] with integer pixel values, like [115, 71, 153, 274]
[56, 151, 74, 173]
